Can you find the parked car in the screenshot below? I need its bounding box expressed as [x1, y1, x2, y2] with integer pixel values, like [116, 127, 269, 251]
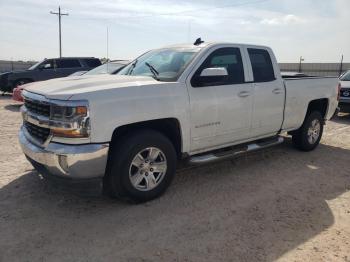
[0, 57, 101, 93]
[12, 85, 25, 102]
[19, 41, 339, 202]
[338, 69, 350, 112]
[68, 71, 88, 77]
[67, 60, 129, 77]
[83, 60, 130, 76]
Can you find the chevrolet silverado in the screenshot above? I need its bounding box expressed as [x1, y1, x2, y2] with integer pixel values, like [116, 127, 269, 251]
[19, 41, 339, 202]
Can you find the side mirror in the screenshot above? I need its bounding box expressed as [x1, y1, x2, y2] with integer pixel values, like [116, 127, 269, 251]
[200, 67, 228, 77]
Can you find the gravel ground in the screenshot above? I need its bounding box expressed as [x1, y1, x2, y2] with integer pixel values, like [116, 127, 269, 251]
[0, 95, 349, 262]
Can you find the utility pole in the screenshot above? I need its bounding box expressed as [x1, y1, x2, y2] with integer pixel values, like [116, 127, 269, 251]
[339, 54, 344, 76]
[106, 27, 109, 72]
[50, 6, 68, 58]
[298, 56, 304, 73]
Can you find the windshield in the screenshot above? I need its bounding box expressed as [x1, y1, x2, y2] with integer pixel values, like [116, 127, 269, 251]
[28, 61, 43, 70]
[85, 62, 126, 75]
[118, 48, 199, 81]
[340, 70, 350, 81]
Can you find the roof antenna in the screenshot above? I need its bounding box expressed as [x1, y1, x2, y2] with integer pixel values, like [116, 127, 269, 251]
[193, 37, 204, 46]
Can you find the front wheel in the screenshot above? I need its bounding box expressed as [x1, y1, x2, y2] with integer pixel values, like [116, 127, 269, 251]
[104, 129, 177, 202]
[292, 111, 324, 151]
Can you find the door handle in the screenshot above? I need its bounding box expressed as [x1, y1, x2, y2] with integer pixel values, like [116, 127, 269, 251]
[238, 91, 250, 97]
[272, 88, 282, 94]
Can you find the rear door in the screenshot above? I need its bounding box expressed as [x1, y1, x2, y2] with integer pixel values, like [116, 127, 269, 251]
[186, 46, 254, 152]
[246, 48, 285, 137]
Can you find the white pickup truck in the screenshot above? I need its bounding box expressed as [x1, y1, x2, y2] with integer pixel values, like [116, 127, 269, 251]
[19, 41, 339, 202]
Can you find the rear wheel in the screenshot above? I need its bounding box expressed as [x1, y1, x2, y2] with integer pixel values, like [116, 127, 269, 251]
[292, 111, 323, 151]
[104, 129, 177, 202]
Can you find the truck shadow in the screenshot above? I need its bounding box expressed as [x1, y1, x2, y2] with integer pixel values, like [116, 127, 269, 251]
[331, 112, 350, 124]
[0, 139, 349, 261]
[0, 94, 22, 112]
[4, 104, 21, 112]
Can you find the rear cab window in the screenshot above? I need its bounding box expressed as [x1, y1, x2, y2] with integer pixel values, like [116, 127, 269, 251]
[248, 48, 276, 82]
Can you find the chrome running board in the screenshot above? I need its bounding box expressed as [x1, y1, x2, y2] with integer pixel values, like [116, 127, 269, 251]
[188, 136, 284, 165]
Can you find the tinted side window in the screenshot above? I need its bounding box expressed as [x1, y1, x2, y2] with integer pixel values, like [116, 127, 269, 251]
[191, 47, 244, 87]
[39, 60, 54, 69]
[248, 48, 275, 82]
[56, 59, 81, 68]
[85, 58, 101, 67]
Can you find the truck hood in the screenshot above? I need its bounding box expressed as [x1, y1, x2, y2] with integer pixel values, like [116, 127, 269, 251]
[24, 74, 160, 100]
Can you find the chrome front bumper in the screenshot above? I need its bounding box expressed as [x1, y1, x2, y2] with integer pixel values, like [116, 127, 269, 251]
[19, 127, 109, 179]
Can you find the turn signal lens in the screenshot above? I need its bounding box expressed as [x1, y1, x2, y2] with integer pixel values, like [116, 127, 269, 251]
[76, 106, 87, 115]
[52, 128, 88, 138]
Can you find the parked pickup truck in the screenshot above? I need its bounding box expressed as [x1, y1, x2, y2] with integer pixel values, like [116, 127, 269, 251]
[19, 42, 339, 202]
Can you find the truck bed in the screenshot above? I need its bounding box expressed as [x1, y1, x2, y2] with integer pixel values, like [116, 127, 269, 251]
[282, 76, 339, 131]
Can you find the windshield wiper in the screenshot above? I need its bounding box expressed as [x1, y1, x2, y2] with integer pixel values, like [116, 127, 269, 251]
[145, 62, 159, 80]
[128, 59, 138, 75]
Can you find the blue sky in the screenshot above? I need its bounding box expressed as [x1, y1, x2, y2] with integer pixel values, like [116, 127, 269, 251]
[0, 0, 349, 62]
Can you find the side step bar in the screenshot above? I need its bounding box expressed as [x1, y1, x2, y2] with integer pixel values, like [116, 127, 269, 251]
[188, 136, 284, 165]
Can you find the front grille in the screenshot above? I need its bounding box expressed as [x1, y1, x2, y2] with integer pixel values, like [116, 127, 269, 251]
[24, 121, 50, 143]
[24, 99, 50, 117]
[340, 88, 350, 98]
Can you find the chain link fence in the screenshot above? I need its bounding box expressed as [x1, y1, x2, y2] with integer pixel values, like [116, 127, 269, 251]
[0, 60, 37, 73]
[279, 63, 350, 77]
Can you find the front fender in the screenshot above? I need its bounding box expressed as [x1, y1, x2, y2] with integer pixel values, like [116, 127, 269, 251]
[77, 83, 191, 153]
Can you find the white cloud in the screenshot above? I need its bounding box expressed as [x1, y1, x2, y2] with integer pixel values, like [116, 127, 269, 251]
[260, 14, 305, 25]
[0, 0, 349, 62]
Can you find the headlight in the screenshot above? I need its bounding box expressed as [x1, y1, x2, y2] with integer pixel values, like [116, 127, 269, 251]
[50, 102, 90, 138]
[51, 105, 87, 120]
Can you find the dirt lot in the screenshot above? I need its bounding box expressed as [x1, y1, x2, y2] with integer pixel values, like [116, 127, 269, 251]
[0, 95, 349, 262]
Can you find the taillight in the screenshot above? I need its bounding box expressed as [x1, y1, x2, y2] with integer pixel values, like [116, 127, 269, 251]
[337, 82, 341, 101]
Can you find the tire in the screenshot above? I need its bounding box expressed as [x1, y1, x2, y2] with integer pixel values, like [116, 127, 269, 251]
[292, 111, 323, 152]
[104, 129, 177, 203]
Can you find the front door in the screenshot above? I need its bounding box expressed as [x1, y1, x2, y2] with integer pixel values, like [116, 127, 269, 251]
[36, 59, 57, 81]
[186, 46, 253, 152]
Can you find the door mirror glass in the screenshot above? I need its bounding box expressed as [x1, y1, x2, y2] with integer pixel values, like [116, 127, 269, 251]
[200, 67, 228, 77]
